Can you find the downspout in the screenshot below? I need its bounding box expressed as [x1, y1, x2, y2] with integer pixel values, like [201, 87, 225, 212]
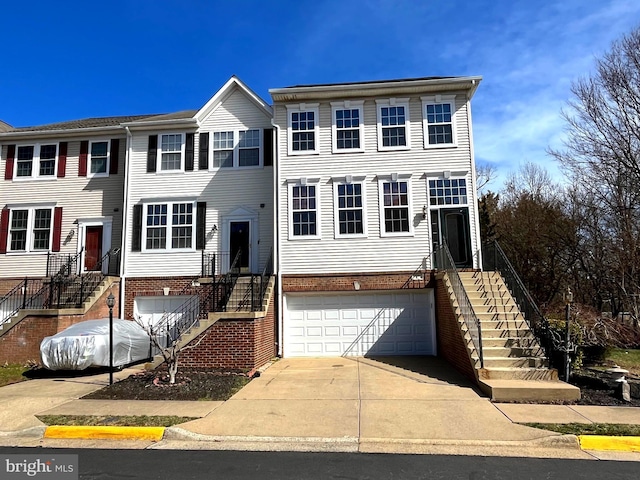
[119, 126, 133, 318]
[467, 80, 483, 270]
[271, 116, 283, 357]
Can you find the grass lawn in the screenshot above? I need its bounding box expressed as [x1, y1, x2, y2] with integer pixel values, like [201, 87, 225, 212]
[0, 364, 30, 387]
[36, 414, 197, 427]
[606, 348, 640, 375]
[524, 422, 640, 436]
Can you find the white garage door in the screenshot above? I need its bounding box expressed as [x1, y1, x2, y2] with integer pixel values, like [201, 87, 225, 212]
[133, 296, 197, 329]
[284, 291, 435, 357]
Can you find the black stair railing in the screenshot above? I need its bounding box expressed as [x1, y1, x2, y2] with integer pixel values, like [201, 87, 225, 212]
[482, 240, 562, 368]
[435, 243, 484, 368]
[201, 251, 233, 278]
[46, 248, 84, 277]
[0, 278, 46, 326]
[210, 249, 243, 312]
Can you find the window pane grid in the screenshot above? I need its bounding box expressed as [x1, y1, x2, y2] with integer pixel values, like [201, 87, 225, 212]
[145, 203, 194, 249]
[292, 185, 317, 236]
[291, 111, 316, 151]
[39, 145, 56, 176]
[16, 146, 34, 177]
[382, 181, 410, 233]
[428, 178, 467, 205]
[380, 106, 407, 147]
[10, 210, 28, 251]
[335, 109, 360, 150]
[426, 103, 454, 145]
[337, 183, 364, 235]
[160, 134, 182, 170]
[90, 142, 109, 174]
[32, 209, 51, 250]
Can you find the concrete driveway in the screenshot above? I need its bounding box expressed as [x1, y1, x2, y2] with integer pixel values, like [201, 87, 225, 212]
[179, 357, 557, 444]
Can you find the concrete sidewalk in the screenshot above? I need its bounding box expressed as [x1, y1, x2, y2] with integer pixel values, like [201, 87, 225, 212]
[0, 357, 639, 460]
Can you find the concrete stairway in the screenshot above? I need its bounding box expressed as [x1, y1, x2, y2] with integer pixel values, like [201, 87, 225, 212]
[458, 271, 580, 402]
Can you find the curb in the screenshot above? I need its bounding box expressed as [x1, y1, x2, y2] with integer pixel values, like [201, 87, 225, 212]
[43, 426, 165, 441]
[579, 435, 640, 453]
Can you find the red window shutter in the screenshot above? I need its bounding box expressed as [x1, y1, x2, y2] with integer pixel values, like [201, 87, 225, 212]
[109, 138, 120, 175]
[4, 145, 15, 180]
[0, 208, 9, 253]
[78, 141, 88, 177]
[57, 142, 67, 178]
[52, 207, 63, 252]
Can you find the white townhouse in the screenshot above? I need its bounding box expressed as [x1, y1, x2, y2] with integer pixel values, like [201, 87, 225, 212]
[270, 76, 483, 358]
[0, 117, 134, 284]
[120, 76, 275, 326]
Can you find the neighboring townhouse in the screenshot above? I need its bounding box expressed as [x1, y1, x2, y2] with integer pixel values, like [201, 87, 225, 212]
[270, 76, 483, 358]
[120, 76, 276, 369]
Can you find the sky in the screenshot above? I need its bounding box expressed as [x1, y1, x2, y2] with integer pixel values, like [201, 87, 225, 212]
[2, 0, 639, 191]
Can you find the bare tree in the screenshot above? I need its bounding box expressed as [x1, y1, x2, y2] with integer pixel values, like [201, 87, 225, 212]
[475, 163, 498, 193]
[550, 26, 640, 321]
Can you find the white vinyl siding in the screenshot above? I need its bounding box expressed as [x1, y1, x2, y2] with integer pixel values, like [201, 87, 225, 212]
[274, 93, 479, 274]
[125, 86, 274, 277]
[0, 138, 126, 276]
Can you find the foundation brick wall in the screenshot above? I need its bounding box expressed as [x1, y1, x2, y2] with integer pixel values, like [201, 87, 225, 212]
[282, 272, 433, 292]
[178, 289, 276, 371]
[123, 277, 193, 319]
[0, 278, 30, 297]
[435, 276, 477, 381]
[0, 281, 122, 365]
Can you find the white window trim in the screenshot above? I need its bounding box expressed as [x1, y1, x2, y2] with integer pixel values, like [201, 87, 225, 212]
[332, 176, 368, 238]
[142, 199, 196, 252]
[286, 103, 320, 156]
[377, 174, 414, 237]
[157, 133, 185, 173]
[209, 128, 263, 170]
[287, 178, 321, 240]
[6, 204, 55, 254]
[331, 101, 365, 154]
[87, 139, 111, 178]
[427, 175, 469, 207]
[376, 98, 411, 152]
[422, 95, 457, 149]
[12, 143, 59, 181]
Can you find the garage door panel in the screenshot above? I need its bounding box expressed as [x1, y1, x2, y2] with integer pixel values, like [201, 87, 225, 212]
[284, 291, 435, 357]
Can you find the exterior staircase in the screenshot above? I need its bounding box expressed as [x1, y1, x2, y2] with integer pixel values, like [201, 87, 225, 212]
[457, 271, 580, 402]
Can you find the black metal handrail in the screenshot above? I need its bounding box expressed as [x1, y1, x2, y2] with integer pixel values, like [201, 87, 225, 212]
[46, 248, 83, 277]
[435, 243, 484, 367]
[482, 240, 562, 367]
[0, 278, 46, 326]
[201, 251, 233, 278]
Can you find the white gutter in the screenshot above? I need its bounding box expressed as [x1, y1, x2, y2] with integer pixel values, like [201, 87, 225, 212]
[0, 125, 125, 140]
[271, 116, 283, 357]
[119, 126, 133, 317]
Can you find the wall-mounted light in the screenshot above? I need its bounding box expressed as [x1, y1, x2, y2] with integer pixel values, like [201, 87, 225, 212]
[211, 225, 218, 234]
[353, 281, 360, 291]
[163, 287, 170, 296]
[422, 205, 427, 220]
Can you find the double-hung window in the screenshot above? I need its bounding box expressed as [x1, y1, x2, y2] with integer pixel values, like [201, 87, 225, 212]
[331, 101, 364, 153]
[334, 180, 366, 237]
[422, 95, 456, 147]
[211, 129, 261, 168]
[14, 144, 58, 179]
[160, 134, 183, 171]
[379, 177, 413, 236]
[289, 182, 319, 238]
[89, 141, 109, 175]
[376, 99, 410, 151]
[8, 207, 53, 252]
[287, 104, 319, 155]
[144, 201, 194, 251]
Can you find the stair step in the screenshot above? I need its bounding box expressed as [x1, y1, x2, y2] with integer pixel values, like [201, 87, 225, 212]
[481, 328, 536, 339]
[482, 356, 548, 368]
[475, 314, 525, 323]
[479, 378, 580, 402]
[478, 367, 559, 381]
[482, 337, 540, 348]
[482, 346, 545, 357]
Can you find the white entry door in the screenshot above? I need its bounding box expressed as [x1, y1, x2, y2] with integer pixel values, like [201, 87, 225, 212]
[284, 291, 435, 357]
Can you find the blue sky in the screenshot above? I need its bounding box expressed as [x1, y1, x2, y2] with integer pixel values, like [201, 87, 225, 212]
[3, 1, 639, 190]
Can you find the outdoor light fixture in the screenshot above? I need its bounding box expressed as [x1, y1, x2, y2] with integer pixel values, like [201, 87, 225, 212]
[422, 205, 427, 220]
[106, 292, 116, 385]
[563, 287, 573, 382]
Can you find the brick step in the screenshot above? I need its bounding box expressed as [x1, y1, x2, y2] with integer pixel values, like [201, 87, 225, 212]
[482, 356, 548, 368]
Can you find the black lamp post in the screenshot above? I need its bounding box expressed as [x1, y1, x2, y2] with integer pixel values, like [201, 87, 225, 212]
[563, 287, 574, 382]
[106, 292, 115, 385]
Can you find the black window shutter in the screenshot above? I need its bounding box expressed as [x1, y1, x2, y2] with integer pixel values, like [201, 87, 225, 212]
[198, 132, 209, 170]
[263, 128, 274, 166]
[109, 138, 120, 175]
[132, 204, 142, 252]
[196, 202, 206, 250]
[147, 135, 158, 173]
[185, 133, 195, 171]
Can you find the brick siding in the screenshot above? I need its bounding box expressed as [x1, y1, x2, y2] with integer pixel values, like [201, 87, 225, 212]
[282, 272, 433, 292]
[123, 277, 193, 319]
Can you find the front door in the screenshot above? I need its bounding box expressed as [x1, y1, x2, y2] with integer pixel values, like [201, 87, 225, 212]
[431, 207, 472, 268]
[229, 221, 250, 271]
[85, 226, 103, 271]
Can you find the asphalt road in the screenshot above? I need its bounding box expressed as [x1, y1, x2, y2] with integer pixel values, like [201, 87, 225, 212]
[1, 447, 638, 480]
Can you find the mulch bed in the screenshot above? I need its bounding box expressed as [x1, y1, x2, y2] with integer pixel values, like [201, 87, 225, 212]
[82, 370, 252, 401]
[572, 369, 640, 407]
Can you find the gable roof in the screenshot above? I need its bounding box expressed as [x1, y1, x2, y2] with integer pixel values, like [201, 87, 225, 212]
[0, 120, 12, 132]
[195, 75, 272, 124]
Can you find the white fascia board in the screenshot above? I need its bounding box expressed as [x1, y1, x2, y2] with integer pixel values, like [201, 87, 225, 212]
[0, 125, 126, 140]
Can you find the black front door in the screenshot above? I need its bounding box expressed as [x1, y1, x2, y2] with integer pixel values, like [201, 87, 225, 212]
[229, 221, 250, 271]
[432, 207, 472, 268]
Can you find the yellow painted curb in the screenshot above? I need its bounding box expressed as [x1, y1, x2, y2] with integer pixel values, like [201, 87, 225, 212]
[44, 426, 165, 441]
[579, 435, 640, 452]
